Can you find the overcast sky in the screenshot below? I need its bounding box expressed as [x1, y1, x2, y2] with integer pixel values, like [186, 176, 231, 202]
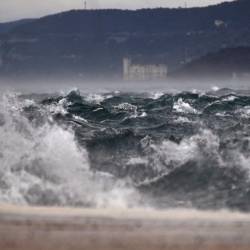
[0, 0, 234, 22]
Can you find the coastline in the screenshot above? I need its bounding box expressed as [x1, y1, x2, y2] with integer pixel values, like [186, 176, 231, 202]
[0, 205, 250, 250]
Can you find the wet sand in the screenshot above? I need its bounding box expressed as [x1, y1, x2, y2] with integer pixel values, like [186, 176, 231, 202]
[0, 205, 250, 250]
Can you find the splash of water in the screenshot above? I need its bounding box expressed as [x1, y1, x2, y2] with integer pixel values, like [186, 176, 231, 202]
[0, 92, 138, 208]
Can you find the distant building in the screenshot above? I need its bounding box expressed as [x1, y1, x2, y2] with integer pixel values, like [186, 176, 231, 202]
[0, 55, 3, 68]
[0, 43, 3, 68]
[123, 58, 167, 81]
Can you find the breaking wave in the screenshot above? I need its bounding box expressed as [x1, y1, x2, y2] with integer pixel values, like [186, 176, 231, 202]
[0, 92, 137, 208]
[1, 87, 250, 211]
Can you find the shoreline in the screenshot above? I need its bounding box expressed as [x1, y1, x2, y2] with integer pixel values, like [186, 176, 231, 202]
[0, 205, 250, 250]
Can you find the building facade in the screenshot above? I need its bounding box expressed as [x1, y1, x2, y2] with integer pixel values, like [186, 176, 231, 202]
[123, 58, 167, 81]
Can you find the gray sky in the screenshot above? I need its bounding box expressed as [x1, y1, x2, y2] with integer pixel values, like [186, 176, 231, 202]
[0, 0, 234, 22]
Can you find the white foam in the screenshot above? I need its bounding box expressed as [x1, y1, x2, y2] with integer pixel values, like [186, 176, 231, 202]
[127, 157, 149, 165]
[174, 116, 192, 123]
[149, 92, 164, 100]
[236, 106, 250, 118]
[211, 86, 220, 92]
[222, 95, 238, 102]
[0, 92, 138, 208]
[72, 115, 88, 123]
[85, 93, 113, 104]
[141, 130, 222, 177]
[173, 98, 198, 114]
[47, 97, 69, 115]
[115, 103, 137, 112]
[140, 112, 147, 117]
[93, 107, 104, 112]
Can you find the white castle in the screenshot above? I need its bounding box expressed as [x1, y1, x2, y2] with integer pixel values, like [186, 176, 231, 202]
[123, 58, 167, 81]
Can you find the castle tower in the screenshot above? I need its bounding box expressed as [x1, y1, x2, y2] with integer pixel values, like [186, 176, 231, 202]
[0, 44, 3, 68]
[123, 57, 167, 81]
[123, 58, 131, 81]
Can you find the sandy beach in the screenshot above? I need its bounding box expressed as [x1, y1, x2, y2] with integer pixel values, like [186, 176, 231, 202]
[0, 205, 250, 250]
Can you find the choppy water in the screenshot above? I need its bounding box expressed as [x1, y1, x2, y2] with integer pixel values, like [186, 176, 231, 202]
[1, 87, 250, 211]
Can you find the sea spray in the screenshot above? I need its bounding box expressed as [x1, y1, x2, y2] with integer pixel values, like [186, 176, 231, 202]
[0, 92, 138, 208]
[1, 88, 250, 211]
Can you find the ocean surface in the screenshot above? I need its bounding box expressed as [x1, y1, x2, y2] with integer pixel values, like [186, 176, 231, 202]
[1, 86, 250, 211]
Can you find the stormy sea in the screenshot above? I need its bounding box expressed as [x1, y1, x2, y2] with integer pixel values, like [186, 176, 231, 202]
[1, 86, 250, 212]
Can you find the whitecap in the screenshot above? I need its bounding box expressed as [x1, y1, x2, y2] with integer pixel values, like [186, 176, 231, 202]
[139, 130, 222, 177]
[211, 86, 220, 91]
[140, 112, 147, 117]
[0, 92, 139, 208]
[149, 92, 164, 100]
[236, 106, 250, 118]
[72, 115, 88, 123]
[85, 93, 113, 104]
[115, 103, 137, 112]
[93, 107, 104, 112]
[174, 116, 192, 123]
[173, 98, 198, 114]
[221, 95, 238, 102]
[47, 98, 68, 116]
[127, 157, 149, 166]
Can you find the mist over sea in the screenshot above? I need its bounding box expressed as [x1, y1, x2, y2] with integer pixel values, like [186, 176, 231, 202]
[1, 80, 250, 211]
